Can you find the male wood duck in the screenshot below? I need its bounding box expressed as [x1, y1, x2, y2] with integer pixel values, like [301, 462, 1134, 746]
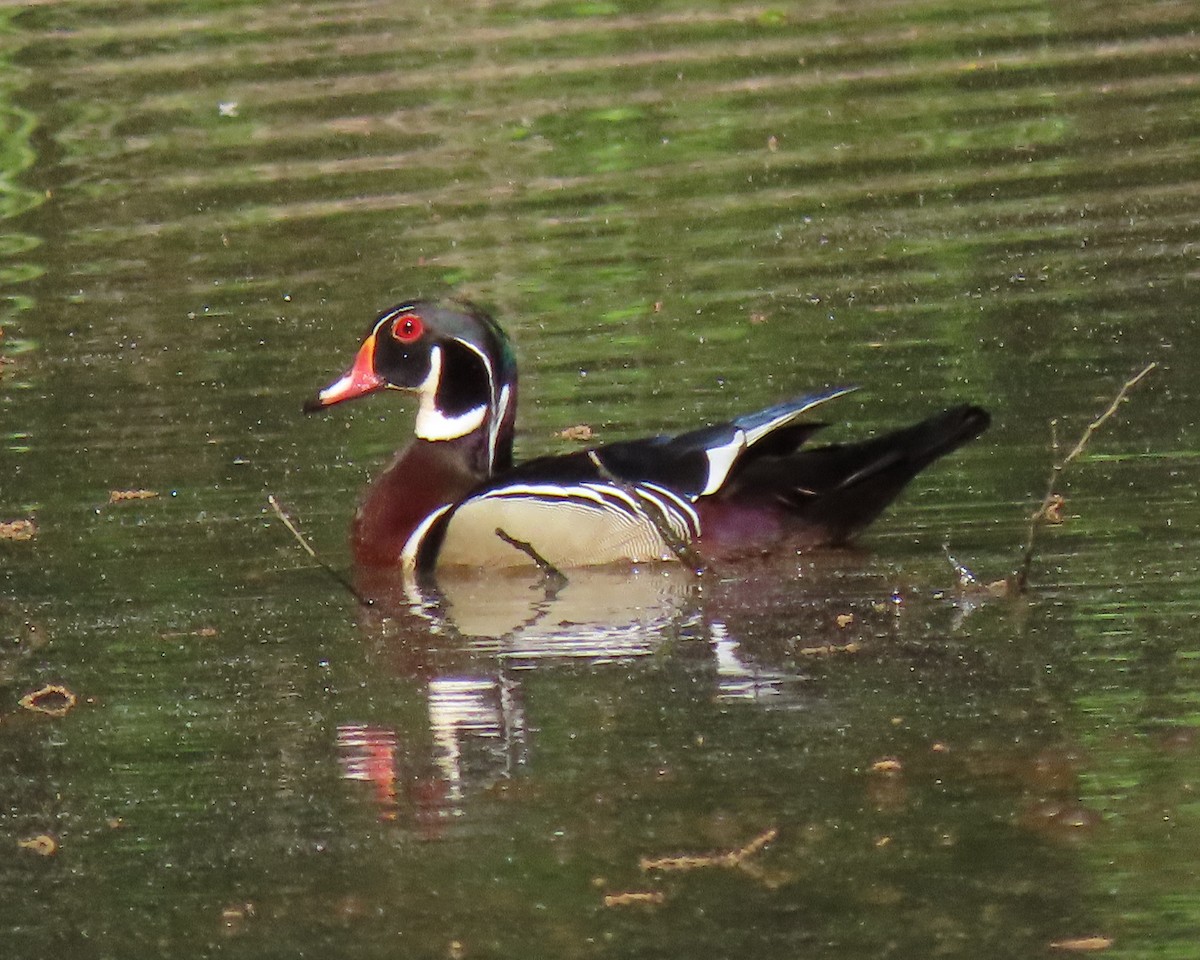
[305, 300, 989, 575]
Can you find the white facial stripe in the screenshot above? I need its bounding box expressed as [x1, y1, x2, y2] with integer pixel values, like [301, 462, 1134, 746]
[493, 382, 513, 464]
[447, 334, 501, 466]
[417, 342, 442, 393]
[373, 307, 407, 338]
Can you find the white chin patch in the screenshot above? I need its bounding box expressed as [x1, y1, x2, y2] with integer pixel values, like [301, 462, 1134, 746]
[416, 402, 488, 441]
[413, 345, 489, 441]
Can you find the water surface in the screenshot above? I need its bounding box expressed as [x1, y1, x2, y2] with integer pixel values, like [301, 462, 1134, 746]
[2, 1, 1198, 957]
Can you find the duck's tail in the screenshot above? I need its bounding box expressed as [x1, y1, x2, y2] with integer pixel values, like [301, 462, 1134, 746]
[721, 404, 991, 546]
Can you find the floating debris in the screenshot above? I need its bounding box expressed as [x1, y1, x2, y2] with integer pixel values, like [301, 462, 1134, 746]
[866, 758, 907, 808]
[1021, 799, 1102, 838]
[108, 489, 159, 504]
[1040, 493, 1067, 525]
[603, 891, 665, 908]
[219, 902, 255, 936]
[796, 642, 860, 657]
[160, 626, 219, 640]
[1017, 361, 1157, 591]
[557, 424, 593, 442]
[0, 519, 36, 541]
[1050, 935, 1113, 952]
[268, 494, 373, 607]
[19, 684, 77, 717]
[17, 834, 57, 856]
[640, 827, 777, 873]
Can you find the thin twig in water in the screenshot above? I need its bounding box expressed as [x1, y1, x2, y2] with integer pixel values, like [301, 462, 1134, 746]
[1015, 362, 1157, 591]
[586, 450, 709, 575]
[268, 495, 373, 606]
[495, 527, 568, 591]
[640, 827, 779, 873]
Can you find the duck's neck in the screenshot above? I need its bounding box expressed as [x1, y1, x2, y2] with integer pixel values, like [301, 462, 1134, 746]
[352, 434, 492, 568]
[353, 355, 518, 567]
[414, 381, 516, 476]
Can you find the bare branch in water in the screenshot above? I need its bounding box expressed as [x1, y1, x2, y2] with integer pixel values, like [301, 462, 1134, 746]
[1015, 361, 1158, 591]
[586, 450, 709, 575]
[268, 495, 373, 606]
[495, 527, 568, 590]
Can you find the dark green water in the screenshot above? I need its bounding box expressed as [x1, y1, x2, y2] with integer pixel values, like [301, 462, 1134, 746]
[2, 2, 1198, 957]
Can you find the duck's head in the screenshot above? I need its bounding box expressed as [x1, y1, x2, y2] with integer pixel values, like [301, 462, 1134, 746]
[305, 300, 519, 470]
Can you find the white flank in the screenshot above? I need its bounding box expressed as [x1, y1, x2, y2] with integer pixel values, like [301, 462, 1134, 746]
[486, 481, 696, 538]
[437, 480, 693, 569]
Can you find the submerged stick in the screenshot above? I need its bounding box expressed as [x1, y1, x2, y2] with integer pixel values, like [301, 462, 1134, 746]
[495, 527, 569, 589]
[640, 827, 778, 872]
[586, 450, 709, 575]
[267, 495, 373, 606]
[1015, 362, 1157, 591]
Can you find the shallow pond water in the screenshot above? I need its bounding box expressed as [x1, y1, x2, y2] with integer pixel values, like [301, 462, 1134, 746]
[1, 1, 1198, 958]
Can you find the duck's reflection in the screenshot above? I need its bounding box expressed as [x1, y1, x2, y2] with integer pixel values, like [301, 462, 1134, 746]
[425, 673, 528, 803]
[709, 619, 792, 703]
[368, 564, 698, 653]
[337, 554, 932, 822]
[336, 723, 397, 809]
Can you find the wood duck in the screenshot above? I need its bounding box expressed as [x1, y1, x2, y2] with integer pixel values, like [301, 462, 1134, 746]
[305, 300, 990, 575]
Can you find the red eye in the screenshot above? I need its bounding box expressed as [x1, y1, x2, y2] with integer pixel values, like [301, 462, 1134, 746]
[391, 313, 424, 343]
